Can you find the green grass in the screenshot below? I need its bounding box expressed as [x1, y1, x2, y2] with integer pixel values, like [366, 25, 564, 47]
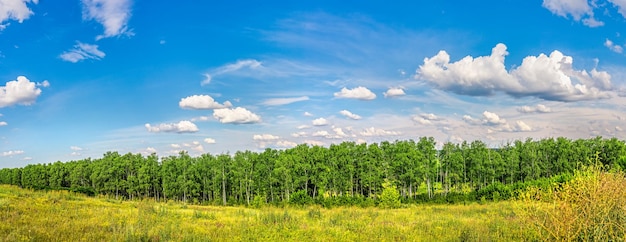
[0, 185, 535, 241]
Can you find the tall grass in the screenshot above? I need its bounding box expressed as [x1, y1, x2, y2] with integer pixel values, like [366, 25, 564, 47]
[520, 165, 626, 241]
[0, 184, 534, 241]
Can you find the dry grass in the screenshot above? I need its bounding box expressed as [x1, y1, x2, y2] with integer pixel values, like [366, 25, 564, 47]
[519, 166, 626, 241]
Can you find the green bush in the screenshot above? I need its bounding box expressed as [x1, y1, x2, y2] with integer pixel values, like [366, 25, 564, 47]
[379, 180, 401, 208]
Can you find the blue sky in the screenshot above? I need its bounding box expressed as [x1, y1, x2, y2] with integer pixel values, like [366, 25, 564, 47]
[2, 0, 626, 167]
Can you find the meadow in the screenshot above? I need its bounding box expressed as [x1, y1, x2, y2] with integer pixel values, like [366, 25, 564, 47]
[0, 184, 534, 241]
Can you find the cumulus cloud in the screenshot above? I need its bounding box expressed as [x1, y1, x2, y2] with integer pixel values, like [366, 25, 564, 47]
[204, 138, 216, 144]
[334, 86, 376, 100]
[383, 87, 406, 98]
[276, 140, 298, 148]
[170, 144, 181, 149]
[145, 147, 157, 153]
[213, 107, 261, 124]
[412, 117, 432, 125]
[202, 59, 262, 86]
[179, 95, 232, 110]
[304, 140, 325, 146]
[0, 76, 47, 108]
[515, 120, 533, 132]
[360, 127, 401, 136]
[312, 117, 329, 126]
[2, 150, 24, 157]
[145, 120, 199, 133]
[339, 110, 362, 120]
[0, 0, 37, 29]
[416, 43, 612, 101]
[518, 104, 552, 113]
[0, 121, 6, 126]
[482, 111, 506, 125]
[462, 115, 481, 125]
[604, 39, 624, 53]
[312, 130, 330, 137]
[303, 112, 313, 117]
[261, 96, 309, 106]
[253, 134, 280, 141]
[82, 0, 133, 39]
[59, 42, 105, 63]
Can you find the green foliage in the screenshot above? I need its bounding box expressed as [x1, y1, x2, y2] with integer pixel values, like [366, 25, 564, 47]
[379, 180, 401, 208]
[289, 190, 312, 206]
[1, 136, 625, 207]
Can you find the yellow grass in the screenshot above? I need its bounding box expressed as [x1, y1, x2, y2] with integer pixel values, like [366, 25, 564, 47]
[0, 185, 535, 241]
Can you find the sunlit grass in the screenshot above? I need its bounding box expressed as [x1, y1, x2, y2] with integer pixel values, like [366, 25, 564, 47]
[0, 185, 534, 241]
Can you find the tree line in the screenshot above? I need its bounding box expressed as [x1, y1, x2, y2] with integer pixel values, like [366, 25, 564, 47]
[1, 137, 625, 206]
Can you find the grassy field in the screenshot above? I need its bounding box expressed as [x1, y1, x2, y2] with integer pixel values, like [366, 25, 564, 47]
[0, 185, 537, 241]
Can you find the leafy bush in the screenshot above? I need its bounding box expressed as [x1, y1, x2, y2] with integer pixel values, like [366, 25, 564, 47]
[289, 190, 312, 206]
[379, 180, 401, 208]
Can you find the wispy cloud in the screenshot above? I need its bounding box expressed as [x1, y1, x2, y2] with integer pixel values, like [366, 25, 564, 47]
[82, 0, 133, 39]
[59, 42, 105, 63]
[261, 96, 309, 106]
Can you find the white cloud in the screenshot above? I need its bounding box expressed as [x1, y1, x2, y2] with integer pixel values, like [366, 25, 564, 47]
[412, 117, 432, 125]
[191, 116, 211, 122]
[202, 59, 262, 86]
[179, 95, 232, 110]
[604, 39, 624, 53]
[542, 0, 603, 27]
[334, 86, 376, 100]
[213, 107, 261, 124]
[462, 115, 481, 125]
[59, 42, 105, 63]
[383, 87, 406, 98]
[2, 150, 24, 157]
[518, 104, 552, 113]
[421, 113, 440, 120]
[482, 111, 506, 125]
[22, 157, 32, 160]
[253, 134, 280, 141]
[145, 147, 157, 153]
[0, 121, 6, 126]
[312, 130, 330, 137]
[303, 112, 313, 117]
[82, 0, 133, 39]
[276, 140, 297, 148]
[201, 74, 212, 86]
[339, 110, 362, 120]
[145, 120, 199, 133]
[0, 76, 46, 108]
[170, 144, 181, 149]
[261, 96, 309, 106]
[312, 117, 329, 126]
[204, 138, 216, 144]
[360, 127, 401, 136]
[304, 140, 325, 146]
[0, 0, 37, 29]
[70, 146, 83, 151]
[416, 43, 612, 101]
[333, 127, 347, 137]
[297, 125, 310, 129]
[291, 131, 307, 137]
[515, 121, 533, 132]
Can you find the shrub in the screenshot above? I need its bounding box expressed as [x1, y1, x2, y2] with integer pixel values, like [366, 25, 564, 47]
[379, 180, 401, 209]
[289, 190, 312, 206]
